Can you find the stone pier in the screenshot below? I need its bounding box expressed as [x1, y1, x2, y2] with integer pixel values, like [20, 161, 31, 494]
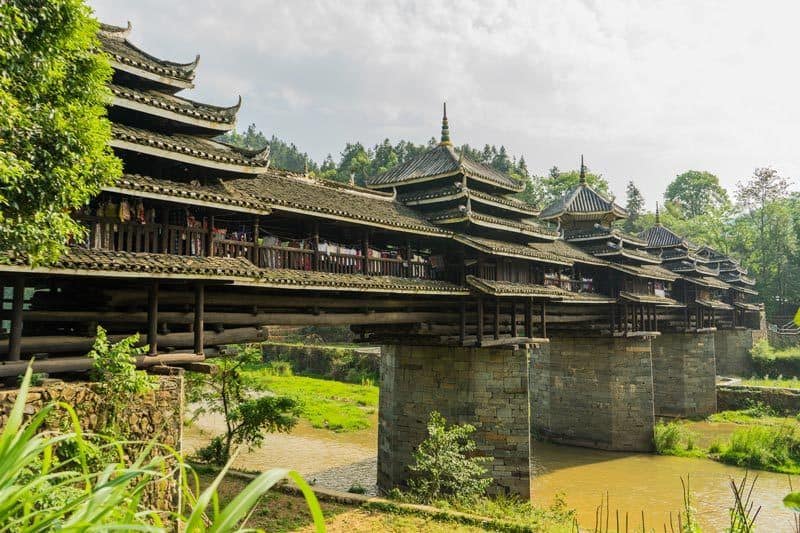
[378, 343, 540, 498]
[531, 336, 655, 452]
[714, 329, 761, 377]
[651, 332, 716, 417]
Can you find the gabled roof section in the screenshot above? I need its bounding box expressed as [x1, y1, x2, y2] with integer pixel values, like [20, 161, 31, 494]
[108, 174, 272, 214]
[683, 276, 731, 290]
[425, 208, 558, 240]
[227, 171, 451, 237]
[582, 243, 662, 264]
[610, 263, 679, 282]
[454, 235, 571, 266]
[466, 276, 615, 302]
[110, 84, 239, 132]
[111, 124, 269, 174]
[696, 298, 734, 311]
[619, 291, 683, 307]
[539, 159, 627, 222]
[529, 240, 608, 266]
[640, 224, 686, 249]
[366, 144, 523, 193]
[564, 226, 648, 247]
[100, 22, 198, 90]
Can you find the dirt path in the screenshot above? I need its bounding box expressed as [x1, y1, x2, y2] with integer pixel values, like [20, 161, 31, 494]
[184, 408, 379, 494]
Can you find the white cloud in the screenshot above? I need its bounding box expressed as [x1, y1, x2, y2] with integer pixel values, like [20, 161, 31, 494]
[89, 0, 800, 205]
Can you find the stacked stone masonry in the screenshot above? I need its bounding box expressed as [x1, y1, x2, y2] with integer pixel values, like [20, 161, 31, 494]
[714, 329, 762, 377]
[0, 375, 184, 514]
[651, 332, 717, 418]
[378, 344, 536, 498]
[531, 336, 655, 452]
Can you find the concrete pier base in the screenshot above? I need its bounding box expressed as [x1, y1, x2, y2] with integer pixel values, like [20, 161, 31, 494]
[651, 332, 716, 417]
[714, 329, 762, 377]
[531, 336, 655, 452]
[378, 343, 540, 498]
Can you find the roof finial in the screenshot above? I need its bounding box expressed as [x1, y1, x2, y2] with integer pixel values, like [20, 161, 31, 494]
[579, 154, 586, 185]
[655, 202, 660, 225]
[440, 102, 452, 146]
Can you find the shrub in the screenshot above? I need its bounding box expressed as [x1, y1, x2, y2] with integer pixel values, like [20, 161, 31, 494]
[407, 411, 492, 503]
[266, 360, 293, 377]
[347, 483, 366, 494]
[719, 425, 800, 473]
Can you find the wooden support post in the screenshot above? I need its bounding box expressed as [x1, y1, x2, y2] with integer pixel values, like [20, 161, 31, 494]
[540, 301, 547, 338]
[362, 231, 370, 275]
[623, 303, 629, 334]
[611, 304, 617, 333]
[161, 207, 170, 253]
[147, 281, 159, 356]
[193, 283, 205, 356]
[8, 276, 24, 362]
[313, 222, 320, 271]
[524, 299, 533, 339]
[251, 216, 260, 262]
[493, 299, 500, 340]
[406, 239, 413, 278]
[476, 299, 484, 344]
[510, 301, 517, 338]
[654, 305, 659, 331]
[459, 301, 467, 343]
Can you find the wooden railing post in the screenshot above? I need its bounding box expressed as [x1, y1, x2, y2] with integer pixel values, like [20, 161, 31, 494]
[147, 281, 159, 356]
[313, 222, 320, 271]
[362, 231, 370, 275]
[251, 216, 259, 263]
[194, 283, 205, 356]
[8, 276, 24, 362]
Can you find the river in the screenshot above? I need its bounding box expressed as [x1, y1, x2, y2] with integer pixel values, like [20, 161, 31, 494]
[185, 411, 795, 531]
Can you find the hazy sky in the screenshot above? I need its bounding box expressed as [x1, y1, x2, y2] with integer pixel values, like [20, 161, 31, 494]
[89, 0, 800, 206]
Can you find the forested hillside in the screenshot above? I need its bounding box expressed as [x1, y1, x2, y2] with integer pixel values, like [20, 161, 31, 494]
[220, 125, 800, 316]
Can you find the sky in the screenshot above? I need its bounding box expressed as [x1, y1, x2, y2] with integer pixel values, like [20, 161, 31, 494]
[89, 0, 800, 207]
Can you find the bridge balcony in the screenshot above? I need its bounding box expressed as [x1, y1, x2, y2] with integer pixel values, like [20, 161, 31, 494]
[75, 216, 432, 279]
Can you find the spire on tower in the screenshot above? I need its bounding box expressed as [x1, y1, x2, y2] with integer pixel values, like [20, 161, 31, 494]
[655, 202, 660, 224]
[439, 102, 451, 146]
[579, 154, 586, 185]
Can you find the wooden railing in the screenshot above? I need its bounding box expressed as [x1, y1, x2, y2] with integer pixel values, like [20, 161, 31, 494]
[76, 216, 432, 279]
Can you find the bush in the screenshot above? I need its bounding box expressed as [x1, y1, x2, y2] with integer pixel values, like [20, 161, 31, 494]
[719, 425, 800, 473]
[654, 421, 699, 456]
[266, 360, 293, 377]
[347, 484, 366, 494]
[407, 411, 492, 503]
[750, 340, 800, 377]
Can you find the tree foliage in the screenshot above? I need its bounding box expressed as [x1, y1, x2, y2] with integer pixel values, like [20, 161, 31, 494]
[0, 0, 121, 265]
[408, 411, 492, 503]
[541, 165, 611, 205]
[665, 170, 729, 218]
[623, 181, 645, 232]
[188, 344, 299, 465]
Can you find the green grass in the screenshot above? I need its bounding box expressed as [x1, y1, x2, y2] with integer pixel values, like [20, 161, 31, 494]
[653, 421, 704, 457]
[717, 425, 800, 474]
[741, 377, 800, 388]
[244, 368, 379, 432]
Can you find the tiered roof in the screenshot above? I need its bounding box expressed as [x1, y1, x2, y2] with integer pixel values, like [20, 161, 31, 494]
[539, 157, 627, 223]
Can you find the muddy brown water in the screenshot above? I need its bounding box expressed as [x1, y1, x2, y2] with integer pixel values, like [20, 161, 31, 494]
[185, 410, 795, 530]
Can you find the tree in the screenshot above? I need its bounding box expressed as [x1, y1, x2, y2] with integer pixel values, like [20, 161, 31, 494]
[0, 0, 121, 265]
[541, 166, 611, 205]
[665, 170, 729, 218]
[623, 181, 645, 232]
[407, 411, 492, 503]
[188, 344, 299, 465]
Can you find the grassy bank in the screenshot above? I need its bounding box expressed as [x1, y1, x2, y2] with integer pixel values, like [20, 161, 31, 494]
[740, 376, 800, 388]
[202, 471, 576, 532]
[244, 368, 379, 432]
[657, 407, 800, 474]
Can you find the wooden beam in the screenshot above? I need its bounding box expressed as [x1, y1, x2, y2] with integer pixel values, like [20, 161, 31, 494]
[194, 283, 205, 356]
[524, 299, 533, 339]
[147, 281, 159, 356]
[8, 276, 24, 362]
[0, 352, 206, 378]
[478, 336, 534, 348]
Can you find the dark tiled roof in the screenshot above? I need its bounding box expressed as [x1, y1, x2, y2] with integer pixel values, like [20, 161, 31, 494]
[399, 185, 539, 215]
[112, 124, 269, 169]
[564, 226, 648, 246]
[454, 235, 571, 266]
[399, 184, 465, 204]
[366, 144, 524, 193]
[99, 27, 197, 84]
[3, 248, 258, 278]
[668, 261, 720, 276]
[465, 276, 615, 302]
[659, 248, 692, 261]
[426, 209, 557, 239]
[619, 291, 683, 307]
[529, 240, 608, 266]
[683, 276, 731, 290]
[735, 302, 761, 311]
[253, 269, 469, 295]
[468, 189, 540, 215]
[110, 174, 272, 212]
[696, 298, 733, 311]
[582, 244, 662, 264]
[720, 272, 756, 286]
[640, 224, 685, 248]
[539, 183, 627, 221]
[110, 84, 239, 125]
[227, 172, 451, 236]
[610, 263, 679, 281]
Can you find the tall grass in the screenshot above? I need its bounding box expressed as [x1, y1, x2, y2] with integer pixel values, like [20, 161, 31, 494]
[718, 425, 800, 474]
[0, 366, 325, 531]
[653, 421, 700, 457]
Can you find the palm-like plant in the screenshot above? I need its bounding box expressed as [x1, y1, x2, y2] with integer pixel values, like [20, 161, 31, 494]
[0, 366, 325, 532]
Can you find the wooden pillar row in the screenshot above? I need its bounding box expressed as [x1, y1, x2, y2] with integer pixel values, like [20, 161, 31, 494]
[524, 299, 533, 339]
[540, 301, 547, 338]
[194, 282, 205, 356]
[476, 298, 484, 344]
[493, 299, 500, 340]
[8, 276, 25, 362]
[147, 281, 159, 356]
